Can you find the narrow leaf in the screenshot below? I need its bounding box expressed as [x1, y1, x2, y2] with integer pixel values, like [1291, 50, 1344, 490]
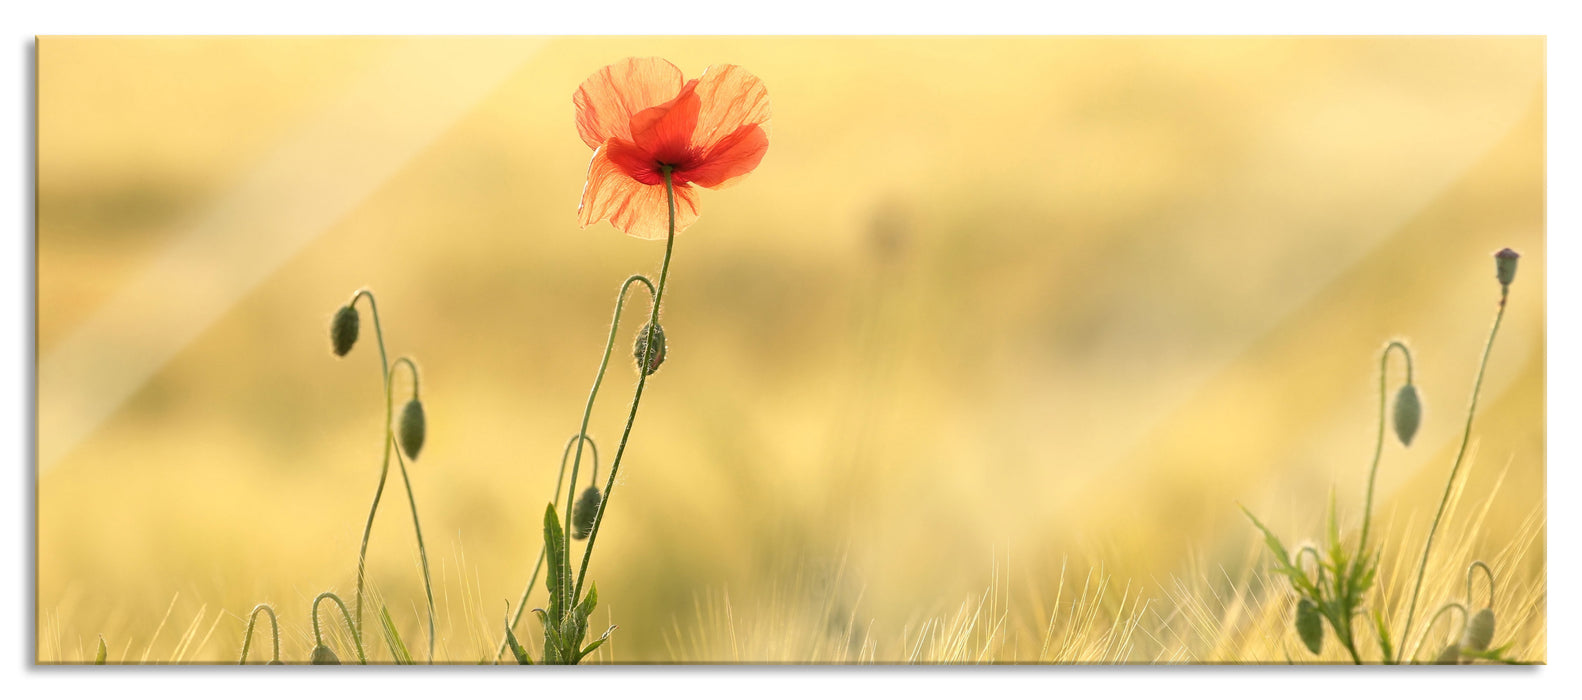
[543, 503, 568, 625]
[379, 605, 413, 665]
[95, 636, 107, 665]
[504, 613, 532, 665]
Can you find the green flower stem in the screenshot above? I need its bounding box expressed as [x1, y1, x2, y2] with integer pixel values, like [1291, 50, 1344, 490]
[1407, 602, 1468, 663]
[572, 168, 679, 604]
[1467, 560, 1495, 608]
[391, 441, 435, 663]
[312, 591, 367, 664]
[238, 603, 280, 664]
[495, 435, 599, 660]
[1396, 289, 1509, 663]
[348, 289, 393, 639]
[561, 275, 656, 560]
[1358, 341, 1413, 558]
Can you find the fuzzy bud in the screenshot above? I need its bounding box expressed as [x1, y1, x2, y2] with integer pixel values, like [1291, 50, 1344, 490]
[1393, 384, 1422, 447]
[330, 305, 359, 357]
[1494, 248, 1519, 288]
[634, 322, 667, 376]
[1462, 608, 1495, 653]
[1433, 643, 1461, 665]
[266, 659, 284, 665]
[572, 486, 602, 540]
[398, 399, 426, 460]
[1295, 598, 1324, 654]
[310, 644, 340, 665]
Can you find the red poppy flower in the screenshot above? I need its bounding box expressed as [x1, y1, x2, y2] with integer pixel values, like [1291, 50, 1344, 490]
[575, 57, 771, 239]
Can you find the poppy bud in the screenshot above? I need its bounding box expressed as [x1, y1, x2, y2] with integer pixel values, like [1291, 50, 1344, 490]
[330, 305, 359, 357]
[1494, 248, 1519, 287]
[1462, 608, 1495, 652]
[634, 322, 667, 376]
[310, 644, 340, 665]
[572, 486, 601, 540]
[1393, 384, 1422, 447]
[398, 399, 426, 460]
[1433, 643, 1461, 665]
[266, 659, 284, 665]
[1295, 598, 1323, 654]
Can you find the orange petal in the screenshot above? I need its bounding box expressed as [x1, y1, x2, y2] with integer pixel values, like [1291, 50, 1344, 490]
[578, 143, 701, 240]
[630, 81, 701, 165]
[573, 57, 685, 150]
[681, 124, 768, 189]
[690, 64, 772, 151]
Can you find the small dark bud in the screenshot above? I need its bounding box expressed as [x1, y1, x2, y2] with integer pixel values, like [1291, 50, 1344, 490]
[398, 399, 426, 460]
[1393, 384, 1422, 447]
[634, 322, 667, 376]
[572, 486, 602, 540]
[330, 305, 360, 357]
[1433, 642, 1461, 665]
[1494, 248, 1519, 287]
[266, 659, 284, 665]
[1295, 597, 1324, 654]
[310, 644, 340, 665]
[1462, 608, 1495, 652]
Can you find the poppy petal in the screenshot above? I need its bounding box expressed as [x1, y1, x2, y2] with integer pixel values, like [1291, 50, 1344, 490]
[630, 81, 701, 165]
[690, 65, 772, 151]
[574, 57, 685, 149]
[579, 143, 701, 240]
[680, 124, 769, 189]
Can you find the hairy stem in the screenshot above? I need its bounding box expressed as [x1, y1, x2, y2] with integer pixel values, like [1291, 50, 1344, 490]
[392, 441, 435, 663]
[312, 591, 367, 664]
[1396, 289, 1509, 663]
[572, 168, 678, 604]
[1359, 341, 1413, 558]
[238, 603, 280, 664]
[348, 288, 393, 638]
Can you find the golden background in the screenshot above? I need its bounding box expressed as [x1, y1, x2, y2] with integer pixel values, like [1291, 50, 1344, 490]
[36, 36, 1545, 663]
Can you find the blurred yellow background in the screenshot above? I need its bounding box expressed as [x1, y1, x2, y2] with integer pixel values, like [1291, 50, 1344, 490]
[36, 36, 1544, 663]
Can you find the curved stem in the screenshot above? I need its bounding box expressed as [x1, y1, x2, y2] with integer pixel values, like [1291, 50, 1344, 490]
[1467, 560, 1495, 609]
[1407, 602, 1468, 663]
[391, 356, 422, 400]
[238, 603, 280, 664]
[392, 440, 435, 663]
[562, 276, 656, 558]
[495, 434, 598, 660]
[572, 168, 678, 604]
[1396, 294, 1508, 663]
[348, 289, 393, 639]
[1359, 341, 1413, 557]
[312, 592, 367, 664]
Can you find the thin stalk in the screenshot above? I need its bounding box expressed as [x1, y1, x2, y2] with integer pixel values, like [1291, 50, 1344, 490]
[494, 434, 598, 660]
[348, 289, 394, 639]
[312, 592, 367, 664]
[1407, 602, 1468, 663]
[391, 441, 435, 663]
[1358, 341, 1413, 557]
[238, 603, 280, 664]
[1396, 288, 1509, 663]
[572, 168, 678, 604]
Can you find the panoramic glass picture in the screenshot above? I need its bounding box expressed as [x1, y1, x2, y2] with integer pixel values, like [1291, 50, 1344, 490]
[35, 36, 1544, 664]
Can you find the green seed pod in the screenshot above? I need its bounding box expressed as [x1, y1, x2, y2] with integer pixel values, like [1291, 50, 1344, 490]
[1433, 643, 1461, 665]
[1462, 608, 1495, 653]
[1295, 598, 1323, 654]
[633, 322, 667, 376]
[398, 399, 426, 460]
[310, 644, 340, 665]
[330, 305, 359, 357]
[572, 486, 601, 540]
[1494, 248, 1519, 287]
[1393, 383, 1422, 447]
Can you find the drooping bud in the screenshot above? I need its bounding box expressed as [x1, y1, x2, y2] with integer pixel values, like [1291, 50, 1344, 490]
[1494, 248, 1519, 288]
[633, 322, 667, 376]
[1462, 608, 1495, 652]
[330, 305, 360, 357]
[266, 659, 284, 665]
[1393, 384, 1422, 446]
[572, 486, 602, 540]
[310, 644, 340, 665]
[398, 399, 426, 460]
[1433, 643, 1461, 665]
[1295, 598, 1324, 654]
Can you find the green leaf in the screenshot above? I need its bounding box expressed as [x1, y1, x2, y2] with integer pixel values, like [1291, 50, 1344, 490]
[379, 605, 413, 665]
[532, 608, 567, 665]
[1240, 505, 1293, 571]
[1326, 488, 1340, 550]
[1372, 609, 1394, 663]
[543, 503, 569, 626]
[576, 625, 618, 663]
[504, 614, 533, 665]
[95, 636, 107, 665]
